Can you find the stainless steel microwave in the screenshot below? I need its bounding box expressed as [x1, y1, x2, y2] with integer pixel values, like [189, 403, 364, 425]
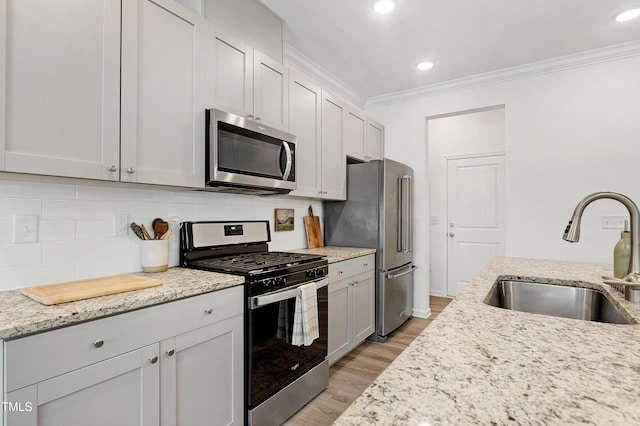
[205, 109, 296, 194]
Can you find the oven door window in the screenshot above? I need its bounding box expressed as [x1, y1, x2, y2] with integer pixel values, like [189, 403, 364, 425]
[218, 122, 293, 181]
[248, 285, 328, 408]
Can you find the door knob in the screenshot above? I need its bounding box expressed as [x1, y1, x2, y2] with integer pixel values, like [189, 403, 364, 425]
[449, 232, 455, 237]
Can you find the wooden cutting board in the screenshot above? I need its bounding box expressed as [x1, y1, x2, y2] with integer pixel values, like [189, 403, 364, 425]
[304, 205, 324, 248]
[21, 274, 163, 306]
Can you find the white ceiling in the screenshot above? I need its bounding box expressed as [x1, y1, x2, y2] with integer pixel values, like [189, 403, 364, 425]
[259, 0, 640, 100]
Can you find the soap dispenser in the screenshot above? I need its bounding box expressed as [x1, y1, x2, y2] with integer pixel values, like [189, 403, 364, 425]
[614, 220, 631, 278]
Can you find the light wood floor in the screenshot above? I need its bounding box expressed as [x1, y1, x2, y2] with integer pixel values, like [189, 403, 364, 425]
[284, 296, 452, 426]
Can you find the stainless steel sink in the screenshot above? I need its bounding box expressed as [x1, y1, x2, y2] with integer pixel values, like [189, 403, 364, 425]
[485, 279, 631, 324]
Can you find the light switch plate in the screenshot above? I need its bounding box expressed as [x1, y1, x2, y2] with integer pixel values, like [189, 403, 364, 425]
[114, 214, 129, 237]
[601, 215, 627, 230]
[13, 214, 39, 243]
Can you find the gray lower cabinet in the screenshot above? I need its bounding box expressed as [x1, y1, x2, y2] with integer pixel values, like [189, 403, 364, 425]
[327, 254, 375, 365]
[2, 286, 243, 426]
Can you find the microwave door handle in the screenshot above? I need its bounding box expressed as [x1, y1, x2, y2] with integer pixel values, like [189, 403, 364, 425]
[281, 141, 292, 180]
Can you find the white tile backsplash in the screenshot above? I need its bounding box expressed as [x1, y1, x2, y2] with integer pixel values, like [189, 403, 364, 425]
[0, 177, 323, 290]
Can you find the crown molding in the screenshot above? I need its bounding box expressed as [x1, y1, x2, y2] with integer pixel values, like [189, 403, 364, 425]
[365, 40, 640, 109]
[286, 45, 367, 108]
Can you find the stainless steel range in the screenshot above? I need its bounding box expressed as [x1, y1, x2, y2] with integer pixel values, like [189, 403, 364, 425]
[180, 221, 329, 426]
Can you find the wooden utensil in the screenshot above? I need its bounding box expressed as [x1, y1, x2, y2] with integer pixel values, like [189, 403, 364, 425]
[152, 218, 169, 239]
[21, 274, 163, 305]
[304, 205, 324, 248]
[140, 223, 153, 240]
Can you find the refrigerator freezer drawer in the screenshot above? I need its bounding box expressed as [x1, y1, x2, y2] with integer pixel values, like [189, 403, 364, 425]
[377, 263, 416, 338]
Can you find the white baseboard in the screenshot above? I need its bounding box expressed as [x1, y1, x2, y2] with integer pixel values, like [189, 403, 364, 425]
[412, 307, 432, 319]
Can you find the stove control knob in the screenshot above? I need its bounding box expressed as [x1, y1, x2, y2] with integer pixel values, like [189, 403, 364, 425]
[315, 268, 325, 277]
[274, 277, 286, 288]
[306, 269, 317, 279]
[266, 279, 275, 289]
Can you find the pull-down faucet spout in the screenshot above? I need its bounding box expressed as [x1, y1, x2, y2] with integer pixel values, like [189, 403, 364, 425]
[563, 192, 640, 302]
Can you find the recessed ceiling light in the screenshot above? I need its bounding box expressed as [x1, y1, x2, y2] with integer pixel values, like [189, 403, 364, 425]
[615, 8, 640, 22]
[416, 61, 434, 71]
[372, 0, 396, 14]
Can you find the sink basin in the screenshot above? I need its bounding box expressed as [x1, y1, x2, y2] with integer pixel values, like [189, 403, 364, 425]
[485, 279, 631, 324]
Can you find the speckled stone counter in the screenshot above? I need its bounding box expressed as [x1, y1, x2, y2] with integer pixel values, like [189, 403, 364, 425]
[288, 246, 376, 263]
[0, 268, 243, 340]
[335, 257, 640, 425]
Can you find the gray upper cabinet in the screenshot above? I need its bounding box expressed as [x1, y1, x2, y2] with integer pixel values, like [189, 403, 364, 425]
[366, 118, 385, 161]
[0, 0, 209, 188]
[121, 0, 209, 188]
[215, 30, 288, 131]
[0, 0, 121, 180]
[321, 90, 347, 200]
[344, 107, 367, 162]
[289, 70, 322, 198]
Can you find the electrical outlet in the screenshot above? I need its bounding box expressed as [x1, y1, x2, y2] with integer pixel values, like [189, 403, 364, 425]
[114, 214, 129, 237]
[13, 214, 39, 243]
[601, 215, 627, 229]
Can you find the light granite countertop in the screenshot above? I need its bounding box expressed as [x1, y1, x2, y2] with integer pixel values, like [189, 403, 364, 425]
[0, 268, 243, 340]
[288, 246, 376, 263]
[0, 246, 372, 340]
[335, 257, 640, 425]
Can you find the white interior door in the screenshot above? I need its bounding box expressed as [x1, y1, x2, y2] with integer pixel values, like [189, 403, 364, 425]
[447, 155, 505, 296]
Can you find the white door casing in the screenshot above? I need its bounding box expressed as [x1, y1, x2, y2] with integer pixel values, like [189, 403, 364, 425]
[447, 155, 505, 296]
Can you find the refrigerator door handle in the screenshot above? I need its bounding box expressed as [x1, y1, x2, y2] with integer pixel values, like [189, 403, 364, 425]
[386, 265, 418, 279]
[398, 175, 412, 253]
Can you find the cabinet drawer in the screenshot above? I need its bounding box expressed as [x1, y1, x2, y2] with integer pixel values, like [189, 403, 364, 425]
[329, 254, 375, 282]
[5, 286, 243, 392]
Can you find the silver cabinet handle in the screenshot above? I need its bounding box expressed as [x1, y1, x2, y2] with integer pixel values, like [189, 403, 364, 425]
[149, 356, 158, 364]
[255, 116, 261, 121]
[126, 167, 135, 174]
[93, 339, 104, 348]
[108, 165, 117, 172]
[247, 114, 254, 118]
[166, 349, 175, 357]
[205, 308, 213, 314]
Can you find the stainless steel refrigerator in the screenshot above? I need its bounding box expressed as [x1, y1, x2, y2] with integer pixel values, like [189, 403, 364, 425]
[324, 159, 415, 342]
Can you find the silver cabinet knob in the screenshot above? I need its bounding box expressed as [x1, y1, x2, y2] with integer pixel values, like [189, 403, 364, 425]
[108, 165, 117, 172]
[166, 349, 175, 357]
[449, 232, 455, 237]
[205, 308, 213, 315]
[247, 114, 254, 118]
[126, 167, 135, 174]
[149, 356, 159, 364]
[93, 339, 104, 348]
[255, 116, 261, 121]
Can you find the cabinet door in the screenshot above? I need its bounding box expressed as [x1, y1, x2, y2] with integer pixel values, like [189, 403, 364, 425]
[214, 30, 253, 118]
[253, 51, 288, 131]
[328, 278, 351, 365]
[288, 71, 322, 198]
[352, 273, 375, 344]
[121, 0, 208, 187]
[160, 315, 243, 426]
[366, 118, 385, 161]
[344, 108, 367, 162]
[320, 91, 347, 200]
[5, 344, 160, 426]
[0, 0, 120, 180]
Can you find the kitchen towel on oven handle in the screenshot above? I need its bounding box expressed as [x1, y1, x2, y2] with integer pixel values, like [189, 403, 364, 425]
[291, 282, 319, 346]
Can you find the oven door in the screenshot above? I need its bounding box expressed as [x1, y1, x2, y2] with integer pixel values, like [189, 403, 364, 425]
[247, 278, 328, 409]
[207, 109, 296, 192]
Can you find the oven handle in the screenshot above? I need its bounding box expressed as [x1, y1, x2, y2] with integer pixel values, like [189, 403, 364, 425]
[249, 277, 328, 310]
